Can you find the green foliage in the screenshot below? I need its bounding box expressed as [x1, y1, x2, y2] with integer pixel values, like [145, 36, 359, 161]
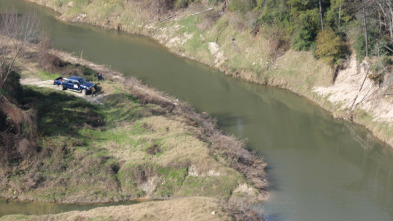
[156, 166, 188, 197]
[381, 56, 393, 66]
[316, 28, 345, 65]
[371, 37, 393, 58]
[325, 0, 351, 28]
[291, 25, 318, 51]
[1, 68, 22, 102]
[354, 34, 368, 62]
[368, 56, 392, 86]
[353, 13, 391, 62]
[353, 33, 391, 62]
[228, 0, 256, 13]
[80, 65, 97, 78]
[287, 0, 320, 51]
[256, 0, 290, 26]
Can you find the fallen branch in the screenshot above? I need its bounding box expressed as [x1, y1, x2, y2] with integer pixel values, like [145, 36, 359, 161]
[350, 64, 369, 111]
[191, 7, 213, 16]
[354, 86, 378, 110]
[376, 39, 393, 53]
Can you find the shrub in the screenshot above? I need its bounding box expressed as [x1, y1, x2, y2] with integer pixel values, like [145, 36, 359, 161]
[354, 34, 392, 62]
[315, 28, 346, 65]
[174, 0, 193, 9]
[291, 27, 317, 51]
[368, 56, 392, 86]
[354, 34, 368, 62]
[228, 0, 256, 13]
[268, 29, 289, 60]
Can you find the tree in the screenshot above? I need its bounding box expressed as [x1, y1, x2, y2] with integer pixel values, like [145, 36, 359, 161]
[319, 0, 324, 31]
[288, 0, 320, 50]
[374, 0, 393, 44]
[0, 10, 40, 101]
[326, 0, 351, 28]
[362, 0, 369, 58]
[0, 10, 40, 156]
[316, 28, 345, 65]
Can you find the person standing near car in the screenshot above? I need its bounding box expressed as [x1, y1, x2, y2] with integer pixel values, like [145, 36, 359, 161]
[97, 73, 103, 81]
[91, 86, 96, 97]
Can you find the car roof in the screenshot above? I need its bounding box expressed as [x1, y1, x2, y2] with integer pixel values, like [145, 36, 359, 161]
[69, 76, 85, 80]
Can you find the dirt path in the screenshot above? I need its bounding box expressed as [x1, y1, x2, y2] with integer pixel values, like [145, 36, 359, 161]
[20, 77, 105, 105]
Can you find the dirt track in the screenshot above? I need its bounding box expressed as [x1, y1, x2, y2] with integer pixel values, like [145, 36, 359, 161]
[20, 77, 105, 105]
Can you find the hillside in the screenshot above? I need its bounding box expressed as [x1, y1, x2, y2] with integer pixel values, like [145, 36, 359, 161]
[0, 32, 266, 219]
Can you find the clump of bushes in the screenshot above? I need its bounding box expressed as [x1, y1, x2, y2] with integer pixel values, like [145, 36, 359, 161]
[315, 28, 346, 65]
[354, 34, 393, 62]
[228, 0, 256, 13]
[368, 56, 392, 86]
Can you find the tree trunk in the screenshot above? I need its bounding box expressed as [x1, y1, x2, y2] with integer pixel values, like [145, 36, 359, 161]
[319, 0, 324, 31]
[388, 2, 393, 43]
[363, 0, 369, 58]
[338, 5, 342, 26]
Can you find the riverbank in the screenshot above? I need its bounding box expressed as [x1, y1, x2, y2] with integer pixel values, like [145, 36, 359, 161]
[0, 37, 266, 219]
[25, 0, 393, 148]
[1, 197, 233, 221]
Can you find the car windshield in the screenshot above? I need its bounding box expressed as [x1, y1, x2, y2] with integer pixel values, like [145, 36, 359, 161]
[79, 79, 87, 84]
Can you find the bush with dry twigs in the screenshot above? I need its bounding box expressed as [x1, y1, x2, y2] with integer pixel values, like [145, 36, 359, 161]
[0, 9, 41, 161]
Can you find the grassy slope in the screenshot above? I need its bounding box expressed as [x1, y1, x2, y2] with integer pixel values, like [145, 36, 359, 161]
[0, 40, 266, 219]
[1, 66, 258, 204]
[25, 0, 393, 147]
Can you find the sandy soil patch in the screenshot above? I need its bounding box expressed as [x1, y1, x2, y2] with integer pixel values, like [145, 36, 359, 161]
[314, 55, 393, 124]
[208, 42, 226, 67]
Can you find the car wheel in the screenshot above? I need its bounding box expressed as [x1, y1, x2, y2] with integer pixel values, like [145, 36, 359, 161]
[82, 89, 87, 96]
[58, 84, 64, 90]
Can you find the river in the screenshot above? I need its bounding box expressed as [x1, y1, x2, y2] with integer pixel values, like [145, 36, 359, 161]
[1, 0, 393, 220]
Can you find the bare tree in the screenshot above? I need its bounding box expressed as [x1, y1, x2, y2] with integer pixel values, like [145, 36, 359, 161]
[375, 0, 393, 43]
[0, 9, 40, 97]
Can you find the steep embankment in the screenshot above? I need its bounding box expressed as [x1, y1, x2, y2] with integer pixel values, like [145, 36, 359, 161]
[0, 38, 266, 220]
[25, 0, 393, 147]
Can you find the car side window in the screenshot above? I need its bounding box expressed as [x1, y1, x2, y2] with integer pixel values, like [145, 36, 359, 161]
[74, 81, 79, 89]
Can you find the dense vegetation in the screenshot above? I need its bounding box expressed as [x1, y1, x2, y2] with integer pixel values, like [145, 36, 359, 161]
[204, 0, 393, 66]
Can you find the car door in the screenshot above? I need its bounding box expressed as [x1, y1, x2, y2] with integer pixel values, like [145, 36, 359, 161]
[66, 80, 74, 89]
[73, 80, 80, 90]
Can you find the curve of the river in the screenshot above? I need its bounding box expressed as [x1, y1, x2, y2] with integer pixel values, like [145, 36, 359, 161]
[1, 1, 393, 220]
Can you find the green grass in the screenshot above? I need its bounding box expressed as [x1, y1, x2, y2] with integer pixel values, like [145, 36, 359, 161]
[35, 71, 61, 80]
[155, 166, 188, 197]
[179, 176, 238, 199]
[4, 62, 258, 203]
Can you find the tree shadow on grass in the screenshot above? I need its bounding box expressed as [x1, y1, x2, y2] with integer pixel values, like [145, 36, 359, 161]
[21, 87, 105, 138]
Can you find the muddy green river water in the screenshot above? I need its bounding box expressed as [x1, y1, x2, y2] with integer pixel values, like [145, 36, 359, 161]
[1, 0, 393, 220]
